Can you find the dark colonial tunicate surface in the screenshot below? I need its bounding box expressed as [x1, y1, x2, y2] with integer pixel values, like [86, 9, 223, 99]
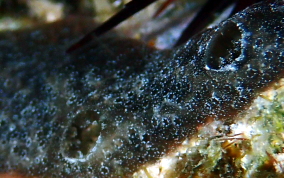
[0, 0, 283, 177]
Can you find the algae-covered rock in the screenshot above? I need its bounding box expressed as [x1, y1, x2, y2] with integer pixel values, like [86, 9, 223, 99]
[0, 0, 283, 177]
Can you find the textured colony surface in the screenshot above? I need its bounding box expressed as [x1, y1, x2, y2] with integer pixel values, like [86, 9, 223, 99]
[0, 0, 284, 177]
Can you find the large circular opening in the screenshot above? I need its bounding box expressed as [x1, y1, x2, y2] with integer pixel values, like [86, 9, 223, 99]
[205, 21, 243, 71]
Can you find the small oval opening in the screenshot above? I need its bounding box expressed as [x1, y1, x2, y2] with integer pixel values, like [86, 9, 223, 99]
[63, 110, 101, 158]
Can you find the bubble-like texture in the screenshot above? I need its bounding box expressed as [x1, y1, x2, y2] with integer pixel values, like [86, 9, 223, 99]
[0, 1, 284, 177]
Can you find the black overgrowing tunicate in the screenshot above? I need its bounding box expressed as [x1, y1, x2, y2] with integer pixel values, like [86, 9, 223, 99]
[0, 0, 283, 177]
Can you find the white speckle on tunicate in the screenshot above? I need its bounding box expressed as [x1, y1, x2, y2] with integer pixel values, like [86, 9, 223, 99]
[9, 124, 16, 131]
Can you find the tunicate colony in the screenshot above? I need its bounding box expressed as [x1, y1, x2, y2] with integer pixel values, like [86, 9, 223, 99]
[0, 0, 283, 177]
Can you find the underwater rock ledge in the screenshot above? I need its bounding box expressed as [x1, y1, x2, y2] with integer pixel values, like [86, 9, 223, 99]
[0, 0, 284, 177]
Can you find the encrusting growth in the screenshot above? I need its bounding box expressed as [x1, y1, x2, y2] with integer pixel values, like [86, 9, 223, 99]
[0, 0, 283, 177]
